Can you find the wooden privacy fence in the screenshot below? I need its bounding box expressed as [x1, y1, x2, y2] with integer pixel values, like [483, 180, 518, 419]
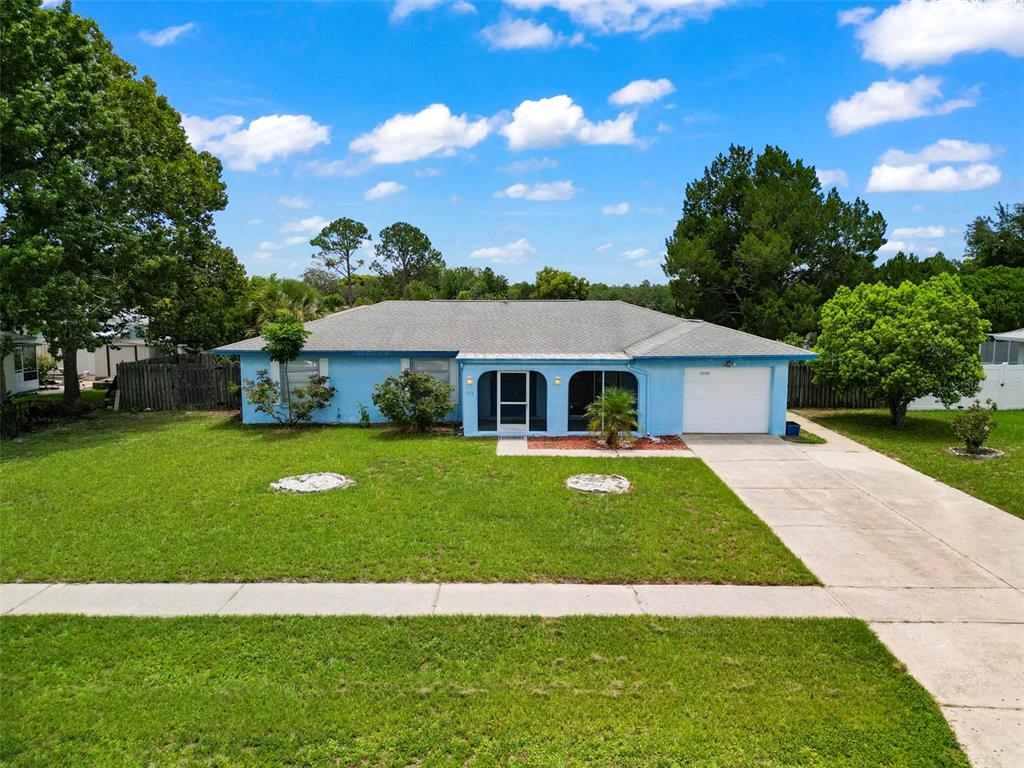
[116, 354, 241, 411]
[787, 361, 884, 409]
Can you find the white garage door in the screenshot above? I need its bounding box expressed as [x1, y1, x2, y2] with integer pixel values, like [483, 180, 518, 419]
[683, 367, 771, 433]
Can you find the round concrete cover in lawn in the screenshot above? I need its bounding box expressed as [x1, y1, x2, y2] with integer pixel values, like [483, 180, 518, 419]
[270, 473, 355, 493]
[565, 474, 631, 494]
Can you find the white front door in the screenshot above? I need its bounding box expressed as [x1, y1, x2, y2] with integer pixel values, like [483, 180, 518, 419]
[497, 371, 529, 432]
[683, 367, 771, 433]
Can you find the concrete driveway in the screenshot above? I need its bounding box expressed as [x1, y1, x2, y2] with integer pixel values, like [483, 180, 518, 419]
[686, 417, 1024, 768]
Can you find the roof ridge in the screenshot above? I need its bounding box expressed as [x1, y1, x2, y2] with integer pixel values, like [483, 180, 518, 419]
[624, 320, 702, 357]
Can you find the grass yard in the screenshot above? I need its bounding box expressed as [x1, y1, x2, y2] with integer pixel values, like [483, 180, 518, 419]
[0, 411, 813, 584]
[0, 615, 967, 767]
[801, 408, 1023, 519]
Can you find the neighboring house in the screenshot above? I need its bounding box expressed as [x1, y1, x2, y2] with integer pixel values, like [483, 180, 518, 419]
[2, 333, 41, 397]
[42, 319, 156, 381]
[216, 300, 815, 436]
[910, 327, 1024, 411]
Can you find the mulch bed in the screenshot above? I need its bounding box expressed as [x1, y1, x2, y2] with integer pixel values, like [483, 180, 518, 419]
[529, 435, 688, 451]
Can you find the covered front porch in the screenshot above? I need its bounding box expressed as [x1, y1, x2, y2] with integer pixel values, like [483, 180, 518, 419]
[459, 358, 644, 437]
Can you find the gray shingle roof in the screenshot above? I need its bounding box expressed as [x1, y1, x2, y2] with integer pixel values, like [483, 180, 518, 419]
[216, 300, 813, 359]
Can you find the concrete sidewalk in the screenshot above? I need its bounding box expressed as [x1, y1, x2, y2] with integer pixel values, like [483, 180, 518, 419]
[687, 417, 1024, 768]
[1, 582, 847, 618]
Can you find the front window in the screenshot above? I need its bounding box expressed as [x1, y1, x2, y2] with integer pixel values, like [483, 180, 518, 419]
[568, 370, 638, 432]
[409, 358, 457, 402]
[13, 346, 37, 381]
[284, 359, 318, 402]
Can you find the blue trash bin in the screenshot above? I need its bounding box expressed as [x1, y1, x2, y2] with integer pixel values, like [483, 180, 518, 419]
[785, 421, 801, 437]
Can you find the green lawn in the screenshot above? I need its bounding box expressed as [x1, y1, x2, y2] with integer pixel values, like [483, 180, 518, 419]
[801, 408, 1023, 518]
[13, 387, 107, 406]
[0, 411, 813, 584]
[0, 615, 967, 767]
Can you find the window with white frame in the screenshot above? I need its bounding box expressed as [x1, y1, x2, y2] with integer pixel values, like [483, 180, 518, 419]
[408, 358, 457, 403]
[14, 346, 37, 382]
[284, 359, 319, 402]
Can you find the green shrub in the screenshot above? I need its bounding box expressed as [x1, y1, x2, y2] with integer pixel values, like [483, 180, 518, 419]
[371, 370, 453, 432]
[950, 400, 998, 454]
[585, 387, 639, 450]
[357, 402, 372, 428]
[242, 370, 335, 426]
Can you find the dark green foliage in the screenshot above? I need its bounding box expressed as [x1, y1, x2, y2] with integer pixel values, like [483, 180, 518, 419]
[664, 145, 885, 339]
[310, 217, 371, 307]
[585, 387, 639, 449]
[534, 266, 590, 300]
[950, 400, 998, 454]
[439, 266, 510, 299]
[587, 281, 677, 313]
[242, 370, 335, 426]
[963, 202, 1024, 270]
[961, 266, 1024, 332]
[372, 370, 454, 431]
[875, 251, 959, 287]
[371, 222, 443, 299]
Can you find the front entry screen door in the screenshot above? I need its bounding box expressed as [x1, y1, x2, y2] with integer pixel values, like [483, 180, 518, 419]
[498, 371, 529, 432]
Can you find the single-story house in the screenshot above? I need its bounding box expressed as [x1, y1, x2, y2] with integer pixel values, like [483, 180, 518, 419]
[910, 327, 1024, 411]
[216, 300, 816, 436]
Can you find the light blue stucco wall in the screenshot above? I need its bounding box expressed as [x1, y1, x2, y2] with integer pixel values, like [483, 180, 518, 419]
[237, 352, 461, 425]
[233, 351, 800, 435]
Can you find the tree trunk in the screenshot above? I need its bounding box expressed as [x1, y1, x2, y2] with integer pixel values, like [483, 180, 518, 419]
[345, 273, 355, 308]
[887, 396, 909, 426]
[62, 346, 81, 406]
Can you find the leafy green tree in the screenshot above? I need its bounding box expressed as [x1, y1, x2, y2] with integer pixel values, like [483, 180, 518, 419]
[310, 217, 371, 307]
[664, 145, 885, 339]
[507, 281, 535, 300]
[1, 0, 231, 405]
[248, 275, 321, 330]
[875, 251, 959, 287]
[814, 274, 988, 426]
[301, 267, 341, 296]
[438, 266, 510, 299]
[534, 266, 590, 300]
[371, 222, 443, 299]
[963, 202, 1024, 271]
[585, 387, 640, 450]
[371, 370, 453, 431]
[961, 266, 1024, 332]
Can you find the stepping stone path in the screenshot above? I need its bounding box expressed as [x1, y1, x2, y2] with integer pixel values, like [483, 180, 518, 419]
[565, 474, 631, 494]
[270, 473, 355, 493]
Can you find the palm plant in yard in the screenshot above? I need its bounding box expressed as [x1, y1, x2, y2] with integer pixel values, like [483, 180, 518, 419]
[586, 387, 639, 450]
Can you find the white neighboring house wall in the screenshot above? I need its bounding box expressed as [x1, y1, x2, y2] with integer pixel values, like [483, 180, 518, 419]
[910, 329, 1024, 411]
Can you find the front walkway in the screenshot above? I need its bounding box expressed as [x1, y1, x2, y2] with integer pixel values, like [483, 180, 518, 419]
[1, 582, 845, 618]
[687, 415, 1024, 768]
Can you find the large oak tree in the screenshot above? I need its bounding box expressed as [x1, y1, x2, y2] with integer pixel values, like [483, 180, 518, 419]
[1, 0, 239, 403]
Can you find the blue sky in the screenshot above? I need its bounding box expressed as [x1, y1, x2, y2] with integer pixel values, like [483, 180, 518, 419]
[72, 0, 1022, 283]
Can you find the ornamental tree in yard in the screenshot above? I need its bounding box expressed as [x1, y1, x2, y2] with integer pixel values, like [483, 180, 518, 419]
[813, 274, 989, 426]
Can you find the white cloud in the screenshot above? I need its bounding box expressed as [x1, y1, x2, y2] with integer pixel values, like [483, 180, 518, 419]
[390, 0, 444, 22]
[656, 121, 672, 133]
[596, 242, 614, 252]
[827, 76, 977, 135]
[414, 167, 444, 177]
[879, 138, 996, 165]
[278, 195, 311, 209]
[469, 238, 536, 264]
[500, 95, 635, 150]
[481, 18, 583, 50]
[363, 181, 407, 201]
[621, 247, 651, 261]
[891, 225, 949, 238]
[837, 6, 875, 26]
[139, 22, 196, 47]
[878, 239, 911, 254]
[816, 168, 849, 187]
[452, 0, 477, 13]
[495, 180, 577, 201]
[280, 215, 329, 234]
[350, 103, 492, 164]
[848, 0, 1024, 68]
[182, 114, 330, 171]
[500, 157, 559, 174]
[505, 0, 734, 35]
[246, 218, 262, 225]
[609, 78, 675, 105]
[256, 235, 309, 254]
[866, 141, 1001, 192]
[601, 202, 630, 215]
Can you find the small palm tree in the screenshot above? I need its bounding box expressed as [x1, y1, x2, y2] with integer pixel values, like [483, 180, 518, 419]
[585, 387, 639, 450]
